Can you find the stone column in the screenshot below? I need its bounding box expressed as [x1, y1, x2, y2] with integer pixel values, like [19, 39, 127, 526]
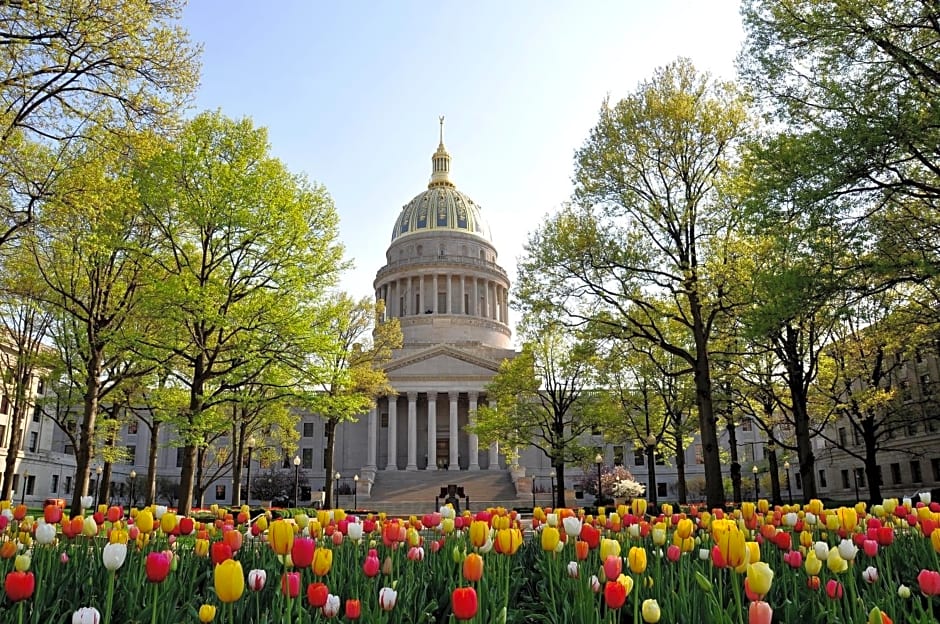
[366, 406, 377, 470]
[468, 392, 480, 470]
[433, 274, 439, 313]
[386, 396, 398, 471]
[427, 393, 437, 470]
[446, 274, 453, 315]
[449, 392, 459, 470]
[406, 392, 418, 470]
[461, 275, 467, 315]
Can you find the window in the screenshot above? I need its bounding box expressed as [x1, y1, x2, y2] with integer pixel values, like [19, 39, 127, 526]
[64, 444, 74, 455]
[634, 448, 644, 466]
[841, 469, 850, 489]
[922, 374, 933, 398]
[28, 431, 37, 452]
[657, 482, 667, 497]
[303, 422, 314, 437]
[302, 447, 313, 469]
[694, 444, 704, 465]
[215, 485, 226, 500]
[176, 448, 184, 468]
[933, 458, 940, 481]
[11, 475, 18, 493]
[591, 424, 601, 435]
[127, 421, 138, 435]
[0, 424, 5, 446]
[856, 468, 867, 488]
[613, 446, 624, 466]
[741, 419, 752, 432]
[32, 404, 41, 422]
[891, 463, 902, 484]
[50, 474, 58, 494]
[1, 394, 9, 414]
[838, 427, 847, 447]
[655, 452, 666, 466]
[381, 412, 388, 428]
[25, 475, 34, 495]
[917, 349, 925, 363]
[818, 469, 828, 488]
[64, 476, 72, 495]
[795, 473, 802, 490]
[927, 416, 939, 433]
[907, 420, 919, 436]
[911, 460, 923, 482]
[35, 378, 44, 395]
[853, 428, 862, 445]
[126, 445, 136, 464]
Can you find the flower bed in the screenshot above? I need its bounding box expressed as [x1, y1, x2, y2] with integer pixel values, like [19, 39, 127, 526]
[1, 497, 940, 622]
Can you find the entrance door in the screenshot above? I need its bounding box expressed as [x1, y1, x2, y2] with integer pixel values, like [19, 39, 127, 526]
[436, 439, 450, 469]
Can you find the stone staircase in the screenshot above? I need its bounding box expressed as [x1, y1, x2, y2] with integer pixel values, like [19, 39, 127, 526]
[364, 470, 523, 516]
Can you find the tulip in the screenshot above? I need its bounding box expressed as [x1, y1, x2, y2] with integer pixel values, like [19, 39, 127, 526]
[567, 561, 580, 578]
[600, 538, 621, 560]
[562, 515, 583, 538]
[666, 544, 681, 562]
[194, 538, 209, 557]
[825, 579, 844, 600]
[281, 571, 301, 598]
[80, 495, 93, 509]
[541, 526, 560, 552]
[748, 601, 773, 624]
[145, 551, 172, 583]
[307, 582, 329, 607]
[313, 547, 333, 576]
[4, 570, 34, 602]
[322, 593, 340, 617]
[102, 542, 127, 571]
[826, 548, 848, 574]
[210, 541, 233, 566]
[603, 554, 622, 581]
[628, 546, 648, 574]
[898, 584, 911, 599]
[837, 538, 858, 561]
[407, 546, 425, 561]
[363, 550, 380, 577]
[291, 537, 315, 568]
[269, 519, 294, 555]
[214, 559, 244, 603]
[72, 607, 101, 624]
[248, 568, 266, 591]
[35, 522, 56, 545]
[932, 528, 940, 554]
[81, 515, 98, 537]
[632, 498, 648, 517]
[469, 520, 488, 548]
[805, 550, 822, 575]
[496, 528, 523, 555]
[642, 599, 661, 623]
[379, 586, 398, 611]
[452, 586, 479, 621]
[862, 566, 879, 584]
[345, 598, 361, 620]
[198, 604, 216, 622]
[14, 554, 30, 572]
[746, 562, 773, 597]
[347, 521, 363, 541]
[604, 581, 627, 609]
[917, 569, 940, 596]
[136, 510, 154, 533]
[463, 552, 484, 582]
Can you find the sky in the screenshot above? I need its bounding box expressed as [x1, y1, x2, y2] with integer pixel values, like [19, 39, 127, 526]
[181, 1, 745, 333]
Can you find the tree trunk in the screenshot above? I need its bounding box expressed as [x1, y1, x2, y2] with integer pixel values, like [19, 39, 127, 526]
[324, 419, 337, 508]
[178, 357, 205, 516]
[0, 399, 26, 501]
[768, 447, 781, 506]
[674, 428, 688, 505]
[145, 419, 160, 506]
[783, 325, 817, 501]
[70, 354, 102, 517]
[726, 418, 742, 505]
[691, 339, 724, 508]
[194, 445, 207, 509]
[863, 418, 882, 504]
[554, 458, 566, 508]
[231, 420, 245, 507]
[101, 460, 113, 508]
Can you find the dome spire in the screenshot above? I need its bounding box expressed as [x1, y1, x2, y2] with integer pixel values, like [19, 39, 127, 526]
[429, 115, 454, 188]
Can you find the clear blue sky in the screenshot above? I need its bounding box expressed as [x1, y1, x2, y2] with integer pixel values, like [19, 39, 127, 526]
[181, 1, 744, 330]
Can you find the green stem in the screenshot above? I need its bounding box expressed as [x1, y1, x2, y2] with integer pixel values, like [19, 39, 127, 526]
[17, 601, 23, 624]
[150, 584, 158, 624]
[103, 570, 116, 624]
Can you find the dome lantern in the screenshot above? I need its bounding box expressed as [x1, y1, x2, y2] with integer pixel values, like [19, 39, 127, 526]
[429, 115, 454, 189]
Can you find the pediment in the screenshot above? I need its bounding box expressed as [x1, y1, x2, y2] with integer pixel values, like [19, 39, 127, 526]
[385, 345, 502, 378]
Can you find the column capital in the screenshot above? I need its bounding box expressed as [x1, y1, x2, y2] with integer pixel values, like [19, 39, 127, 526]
[407, 391, 418, 401]
[449, 391, 460, 401]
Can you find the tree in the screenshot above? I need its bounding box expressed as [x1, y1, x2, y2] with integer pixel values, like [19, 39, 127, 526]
[516, 59, 749, 509]
[137, 111, 346, 515]
[472, 323, 604, 508]
[294, 295, 401, 509]
[0, 0, 199, 249]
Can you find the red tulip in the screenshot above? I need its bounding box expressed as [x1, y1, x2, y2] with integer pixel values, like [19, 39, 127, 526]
[179, 517, 195, 535]
[211, 541, 233, 566]
[604, 580, 627, 609]
[291, 538, 315, 568]
[281, 572, 300, 598]
[603, 555, 621, 581]
[876, 527, 894, 546]
[580, 524, 600, 549]
[345, 598, 361, 620]
[863, 539, 878, 557]
[917, 569, 940, 596]
[666, 544, 681, 562]
[825, 579, 843, 600]
[307, 582, 329, 607]
[4, 571, 35, 602]
[43, 504, 63, 525]
[107, 506, 123, 523]
[145, 552, 172, 583]
[452, 587, 478, 621]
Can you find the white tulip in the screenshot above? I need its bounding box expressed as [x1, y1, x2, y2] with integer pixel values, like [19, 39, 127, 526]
[35, 522, 56, 545]
[378, 587, 398, 611]
[862, 566, 879, 584]
[80, 496, 93, 509]
[567, 561, 579, 578]
[102, 542, 127, 571]
[837, 538, 858, 561]
[920, 492, 932, 505]
[154, 505, 167, 519]
[562, 516, 583, 538]
[813, 541, 829, 561]
[347, 521, 363, 541]
[72, 607, 101, 624]
[322, 594, 340, 617]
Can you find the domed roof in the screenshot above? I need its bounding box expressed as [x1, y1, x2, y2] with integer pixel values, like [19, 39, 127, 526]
[390, 118, 492, 243]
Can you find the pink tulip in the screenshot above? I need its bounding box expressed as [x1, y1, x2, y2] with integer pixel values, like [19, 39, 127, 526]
[603, 555, 621, 581]
[863, 540, 878, 557]
[918, 569, 940, 596]
[748, 600, 772, 624]
[825, 579, 843, 600]
[666, 544, 681, 562]
[363, 550, 380, 577]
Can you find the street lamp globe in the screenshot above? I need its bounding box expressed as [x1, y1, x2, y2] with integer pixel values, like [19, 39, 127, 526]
[130, 469, 137, 479]
[783, 461, 790, 471]
[293, 456, 301, 467]
[594, 453, 603, 465]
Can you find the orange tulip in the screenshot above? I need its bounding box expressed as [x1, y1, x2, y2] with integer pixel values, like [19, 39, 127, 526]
[463, 552, 483, 582]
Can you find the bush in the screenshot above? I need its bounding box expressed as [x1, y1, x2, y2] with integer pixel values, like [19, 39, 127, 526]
[574, 465, 638, 497]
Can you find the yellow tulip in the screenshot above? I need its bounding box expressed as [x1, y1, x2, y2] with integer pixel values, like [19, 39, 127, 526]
[757, 499, 769, 514]
[641, 598, 661, 623]
[628, 547, 648, 574]
[745, 541, 760, 565]
[837, 507, 858, 532]
[268, 519, 294, 556]
[806, 499, 824, 515]
[825, 514, 841, 531]
[496, 528, 522, 555]
[616, 573, 634, 595]
[194, 538, 209, 557]
[741, 502, 755, 521]
[198, 604, 216, 622]
[661, 504, 673, 516]
[676, 518, 694, 540]
[136, 510, 154, 534]
[469, 520, 489, 548]
[14, 554, 30, 572]
[254, 516, 268, 532]
[442, 518, 455, 534]
[747, 562, 774, 597]
[109, 529, 129, 545]
[932, 529, 940, 554]
[160, 513, 178, 534]
[214, 559, 244, 603]
[805, 550, 822, 575]
[651, 528, 666, 546]
[826, 548, 848, 574]
[800, 530, 813, 549]
[313, 547, 333, 576]
[541, 526, 560, 552]
[632, 499, 648, 517]
[600, 538, 621, 560]
[717, 525, 748, 572]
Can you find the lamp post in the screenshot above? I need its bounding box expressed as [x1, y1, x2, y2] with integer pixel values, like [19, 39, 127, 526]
[645, 434, 658, 509]
[129, 470, 137, 509]
[783, 461, 792, 504]
[532, 475, 537, 509]
[292, 456, 300, 508]
[353, 474, 359, 510]
[245, 437, 255, 507]
[20, 471, 28, 505]
[334, 472, 341, 508]
[594, 453, 604, 506]
[549, 469, 556, 507]
[95, 465, 103, 508]
[853, 467, 860, 502]
[752, 464, 759, 500]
